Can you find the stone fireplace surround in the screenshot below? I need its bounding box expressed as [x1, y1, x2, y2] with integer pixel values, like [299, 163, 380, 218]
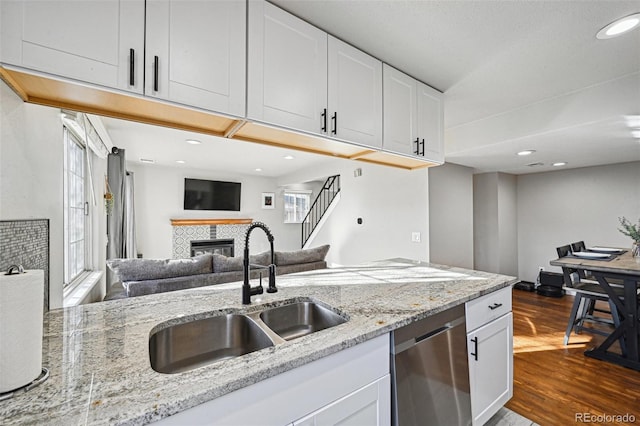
[171, 219, 252, 259]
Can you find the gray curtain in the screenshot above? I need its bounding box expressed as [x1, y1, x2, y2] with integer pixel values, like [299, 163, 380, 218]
[124, 172, 137, 259]
[106, 149, 132, 289]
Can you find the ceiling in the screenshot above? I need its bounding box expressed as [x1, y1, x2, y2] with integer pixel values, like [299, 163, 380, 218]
[104, 0, 640, 176]
[100, 117, 336, 178]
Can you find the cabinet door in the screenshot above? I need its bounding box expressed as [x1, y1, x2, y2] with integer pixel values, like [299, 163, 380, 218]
[0, 0, 144, 94]
[294, 375, 391, 426]
[468, 312, 513, 426]
[382, 64, 418, 157]
[145, 0, 246, 116]
[328, 36, 382, 148]
[247, 0, 327, 134]
[416, 82, 444, 163]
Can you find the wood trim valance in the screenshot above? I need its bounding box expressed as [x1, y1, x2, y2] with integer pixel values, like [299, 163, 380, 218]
[170, 218, 253, 226]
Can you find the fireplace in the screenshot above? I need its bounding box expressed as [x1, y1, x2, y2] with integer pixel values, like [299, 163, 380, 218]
[191, 239, 235, 257]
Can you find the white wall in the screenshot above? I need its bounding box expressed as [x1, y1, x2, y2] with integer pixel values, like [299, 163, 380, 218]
[1, 82, 65, 307]
[473, 173, 499, 273]
[517, 161, 640, 282]
[128, 163, 305, 258]
[0, 82, 108, 307]
[278, 159, 430, 266]
[497, 173, 518, 277]
[473, 172, 518, 276]
[428, 163, 474, 269]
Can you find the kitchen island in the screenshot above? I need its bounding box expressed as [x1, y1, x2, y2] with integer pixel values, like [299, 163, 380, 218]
[0, 259, 516, 425]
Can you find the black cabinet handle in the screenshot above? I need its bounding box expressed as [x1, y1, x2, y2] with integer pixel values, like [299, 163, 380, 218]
[420, 139, 425, 156]
[414, 138, 420, 155]
[129, 49, 135, 86]
[470, 337, 478, 361]
[153, 56, 159, 92]
[321, 108, 327, 133]
[331, 112, 337, 135]
[488, 302, 503, 310]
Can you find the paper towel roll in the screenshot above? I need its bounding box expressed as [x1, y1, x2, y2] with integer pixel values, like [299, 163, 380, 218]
[0, 269, 44, 393]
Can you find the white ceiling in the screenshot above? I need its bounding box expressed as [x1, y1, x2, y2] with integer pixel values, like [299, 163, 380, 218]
[100, 117, 334, 178]
[103, 0, 640, 176]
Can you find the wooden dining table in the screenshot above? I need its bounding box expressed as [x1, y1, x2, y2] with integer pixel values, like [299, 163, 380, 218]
[551, 250, 640, 371]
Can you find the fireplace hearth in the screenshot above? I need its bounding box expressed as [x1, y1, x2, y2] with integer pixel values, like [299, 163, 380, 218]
[191, 239, 235, 257]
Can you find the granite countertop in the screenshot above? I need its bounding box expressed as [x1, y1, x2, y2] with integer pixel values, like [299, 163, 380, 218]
[0, 259, 516, 425]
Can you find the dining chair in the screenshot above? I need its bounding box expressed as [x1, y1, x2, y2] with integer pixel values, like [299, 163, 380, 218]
[570, 241, 586, 253]
[556, 245, 622, 345]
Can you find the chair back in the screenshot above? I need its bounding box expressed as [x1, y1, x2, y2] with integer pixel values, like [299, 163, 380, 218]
[571, 241, 586, 252]
[555, 244, 586, 286]
[556, 245, 572, 258]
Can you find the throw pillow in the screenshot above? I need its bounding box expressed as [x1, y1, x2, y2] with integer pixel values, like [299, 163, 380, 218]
[107, 253, 213, 282]
[275, 245, 330, 266]
[212, 251, 271, 273]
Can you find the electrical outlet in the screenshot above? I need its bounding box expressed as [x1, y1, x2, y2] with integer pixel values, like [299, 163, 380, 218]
[411, 232, 421, 243]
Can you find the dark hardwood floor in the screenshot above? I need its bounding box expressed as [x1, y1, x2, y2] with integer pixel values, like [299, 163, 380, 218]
[506, 290, 640, 426]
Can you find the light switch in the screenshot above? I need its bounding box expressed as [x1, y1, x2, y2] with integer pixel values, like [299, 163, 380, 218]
[411, 232, 421, 243]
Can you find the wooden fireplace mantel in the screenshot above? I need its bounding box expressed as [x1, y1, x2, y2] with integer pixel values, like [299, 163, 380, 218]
[170, 218, 253, 226]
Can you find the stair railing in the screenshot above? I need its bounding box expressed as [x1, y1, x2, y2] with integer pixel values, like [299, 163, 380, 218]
[301, 175, 341, 248]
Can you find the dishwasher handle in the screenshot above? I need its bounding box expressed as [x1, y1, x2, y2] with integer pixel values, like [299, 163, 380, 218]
[393, 316, 465, 354]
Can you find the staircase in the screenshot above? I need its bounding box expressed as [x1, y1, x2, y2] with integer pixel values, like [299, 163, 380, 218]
[301, 175, 341, 248]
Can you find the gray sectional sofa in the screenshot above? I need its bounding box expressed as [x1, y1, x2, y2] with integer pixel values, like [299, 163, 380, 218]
[104, 245, 330, 300]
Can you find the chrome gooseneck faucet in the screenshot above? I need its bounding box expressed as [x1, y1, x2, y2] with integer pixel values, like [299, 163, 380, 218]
[243, 222, 277, 304]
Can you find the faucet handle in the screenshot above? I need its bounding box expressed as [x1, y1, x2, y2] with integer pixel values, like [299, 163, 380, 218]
[266, 264, 277, 293]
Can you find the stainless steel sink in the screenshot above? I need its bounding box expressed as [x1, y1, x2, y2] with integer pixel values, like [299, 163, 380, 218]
[259, 302, 347, 341]
[149, 301, 349, 373]
[149, 314, 274, 374]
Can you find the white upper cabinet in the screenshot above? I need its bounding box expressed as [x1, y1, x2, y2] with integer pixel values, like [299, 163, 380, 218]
[145, 0, 246, 116]
[248, 0, 327, 134]
[0, 0, 145, 94]
[417, 82, 444, 163]
[328, 36, 382, 148]
[383, 65, 417, 156]
[248, 0, 383, 149]
[383, 64, 444, 163]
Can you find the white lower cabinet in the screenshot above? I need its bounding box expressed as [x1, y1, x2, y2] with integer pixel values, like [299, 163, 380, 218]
[466, 289, 514, 426]
[293, 375, 390, 426]
[153, 334, 390, 425]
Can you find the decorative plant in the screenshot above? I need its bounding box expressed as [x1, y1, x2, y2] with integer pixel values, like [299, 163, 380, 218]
[104, 176, 114, 216]
[618, 217, 640, 243]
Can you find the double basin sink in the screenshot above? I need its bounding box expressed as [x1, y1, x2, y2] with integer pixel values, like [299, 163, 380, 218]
[149, 301, 348, 374]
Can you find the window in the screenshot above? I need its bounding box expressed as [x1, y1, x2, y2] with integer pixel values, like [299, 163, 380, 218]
[63, 127, 87, 286]
[284, 191, 311, 223]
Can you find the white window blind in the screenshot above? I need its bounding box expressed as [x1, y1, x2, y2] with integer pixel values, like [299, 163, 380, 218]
[284, 191, 312, 224]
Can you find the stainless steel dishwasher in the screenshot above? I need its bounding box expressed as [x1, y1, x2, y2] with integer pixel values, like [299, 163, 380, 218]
[391, 304, 472, 426]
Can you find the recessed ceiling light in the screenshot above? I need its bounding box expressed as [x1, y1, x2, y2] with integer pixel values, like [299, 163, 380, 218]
[517, 150, 536, 156]
[255, 168, 262, 172]
[185, 139, 201, 145]
[283, 155, 295, 160]
[176, 160, 185, 164]
[631, 129, 640, 139]
[552, 162, 567, 167]
[140, 158, 155, 164]
[596, 13, 640, 39]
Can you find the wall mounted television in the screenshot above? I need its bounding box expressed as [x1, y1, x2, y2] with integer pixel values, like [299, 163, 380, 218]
[183, 178, 241, 211]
